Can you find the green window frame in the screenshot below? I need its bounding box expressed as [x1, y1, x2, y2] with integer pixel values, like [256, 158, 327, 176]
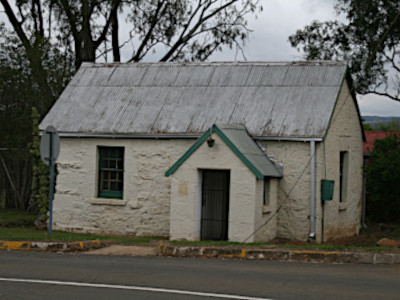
[98, 147, 124, 199]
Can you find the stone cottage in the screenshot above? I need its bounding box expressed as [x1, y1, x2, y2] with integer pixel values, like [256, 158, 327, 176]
[39, 61, 365, 243]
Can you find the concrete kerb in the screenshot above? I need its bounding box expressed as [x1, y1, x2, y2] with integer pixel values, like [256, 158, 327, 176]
[1, 240, 399, 264]
[0, 240, 103, 252]
[157, 243, 400, 264]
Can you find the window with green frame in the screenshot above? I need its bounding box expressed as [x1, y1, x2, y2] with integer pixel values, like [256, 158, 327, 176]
[98, 147, 124, 199]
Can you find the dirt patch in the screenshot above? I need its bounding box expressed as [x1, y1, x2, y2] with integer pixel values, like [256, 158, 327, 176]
[83, 245, 158, 256]
[326, 223, 400, 247]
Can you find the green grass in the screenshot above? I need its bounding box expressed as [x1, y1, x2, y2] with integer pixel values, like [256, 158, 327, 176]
[0, 209, 399, 252]
[0, 226, 158, 244]
[0, 209, 37, 226]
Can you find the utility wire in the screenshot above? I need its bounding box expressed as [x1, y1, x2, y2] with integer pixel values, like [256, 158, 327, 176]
[242, 10, 400, 243]
[242, 150, 314, 243]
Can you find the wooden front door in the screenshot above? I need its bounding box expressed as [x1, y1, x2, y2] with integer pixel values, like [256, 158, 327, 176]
[201, 170, 230, 240]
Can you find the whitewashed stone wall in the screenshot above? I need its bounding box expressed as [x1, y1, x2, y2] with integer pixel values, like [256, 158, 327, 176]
[259, 141, 311, 241]
[53, 80, 362, 243]
[257, 82, 363, 243]
[315, 80, 364, 242]
[53, 138, 194, 236]
[253, 177, 279, 242]
[170, 133, 259, 242]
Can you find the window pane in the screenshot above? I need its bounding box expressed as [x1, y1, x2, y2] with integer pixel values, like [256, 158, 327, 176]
[108, 148, 115, 158]
[102, 181, 108, 190]
[110, 182, 116, 191]
[108, 159, 117, 169]
[100, 159, 107, 168]
[98, 147, 124, 199]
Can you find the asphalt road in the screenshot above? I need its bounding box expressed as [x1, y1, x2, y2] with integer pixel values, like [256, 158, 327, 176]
[0, 251, 399, 300]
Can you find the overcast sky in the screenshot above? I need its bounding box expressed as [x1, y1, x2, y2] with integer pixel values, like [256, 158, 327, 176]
[1, 0, 399, 117]
[207, 0, 400, 117]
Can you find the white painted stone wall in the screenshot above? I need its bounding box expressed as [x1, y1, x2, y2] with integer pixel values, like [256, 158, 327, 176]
[259, 141, 312, 241]
[53, 138, 194, 236]
[253, 178, 279, 242]
[257, 82, 363, 243]
[315, 80, 364, 242]
[169, 133, 259, 242]
[53, 80, 362, 243]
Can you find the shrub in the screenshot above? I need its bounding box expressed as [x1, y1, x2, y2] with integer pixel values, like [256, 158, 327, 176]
[366, 133, 400, 222]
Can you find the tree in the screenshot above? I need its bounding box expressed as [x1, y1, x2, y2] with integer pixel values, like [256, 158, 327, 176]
[0, 20, 73, 211]
[0, 64, 33, 210]
[374, 120, 400, 132]
[2, 1, 261, 68]
[366, 133, 400, 222]
[289, 0, 400, 102]
[0, 0, 261, 212]
[126, 0, 260, 62]
[50, 0, 122, 68]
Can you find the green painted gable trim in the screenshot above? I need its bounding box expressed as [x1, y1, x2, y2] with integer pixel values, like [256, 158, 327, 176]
[213, 126, 265, 180]
[165, 125, 265, 179]
[165, 128, 211, 177]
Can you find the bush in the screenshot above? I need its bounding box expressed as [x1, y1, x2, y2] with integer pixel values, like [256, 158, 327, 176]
[366, 133, 400, 222]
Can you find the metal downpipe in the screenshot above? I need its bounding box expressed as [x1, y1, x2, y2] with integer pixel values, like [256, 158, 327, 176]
[309, 141, 316, 239]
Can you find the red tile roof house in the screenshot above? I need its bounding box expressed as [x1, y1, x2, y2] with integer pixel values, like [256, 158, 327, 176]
[363, 131, 400, 155]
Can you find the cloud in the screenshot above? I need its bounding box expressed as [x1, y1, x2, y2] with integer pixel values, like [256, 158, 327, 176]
[357, 94, 400, 117]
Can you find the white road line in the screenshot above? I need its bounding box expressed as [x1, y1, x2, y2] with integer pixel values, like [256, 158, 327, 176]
[0, 277, 273, 300]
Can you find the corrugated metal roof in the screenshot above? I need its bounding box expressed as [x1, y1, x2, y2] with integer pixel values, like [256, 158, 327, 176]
[165, 123, 282, 178]
[216, 124, 282, 178]
[39, 61, 349, 138]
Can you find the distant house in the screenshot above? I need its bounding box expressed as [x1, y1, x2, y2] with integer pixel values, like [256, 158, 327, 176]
[39, 61, 364, 243]
[363, 131, 400, 156]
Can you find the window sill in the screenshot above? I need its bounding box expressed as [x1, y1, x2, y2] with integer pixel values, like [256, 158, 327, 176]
[262, 206, 273, 214]
[90, 198, 126, 206]
[339, 203, 347, 211]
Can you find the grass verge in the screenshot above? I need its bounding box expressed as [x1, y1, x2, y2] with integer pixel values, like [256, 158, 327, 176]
[0, 209, 37, 226]
[1, 209, 399, 252]
[0, 226, 158, 244]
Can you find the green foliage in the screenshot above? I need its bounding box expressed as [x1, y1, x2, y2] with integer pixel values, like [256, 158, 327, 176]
[0, 209, 37, 226]
[0, 0, 260, 214]
[0, 19, 73, 212]
[126, 0, 261, 62]
[289, 0, 400, 101]
[29, 108, 49, 217]
[366, 133, 400, 222]
[0, 226, 155, 243]
[363, 123, 374, 131]
[0, 30, 38, 210]
[374, 120, 400, 132]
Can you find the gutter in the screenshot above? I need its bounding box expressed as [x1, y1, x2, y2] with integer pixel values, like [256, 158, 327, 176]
[54, 133, 202, 139]
[45, 132, 324, 142]
[309, 141, 316, 239]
